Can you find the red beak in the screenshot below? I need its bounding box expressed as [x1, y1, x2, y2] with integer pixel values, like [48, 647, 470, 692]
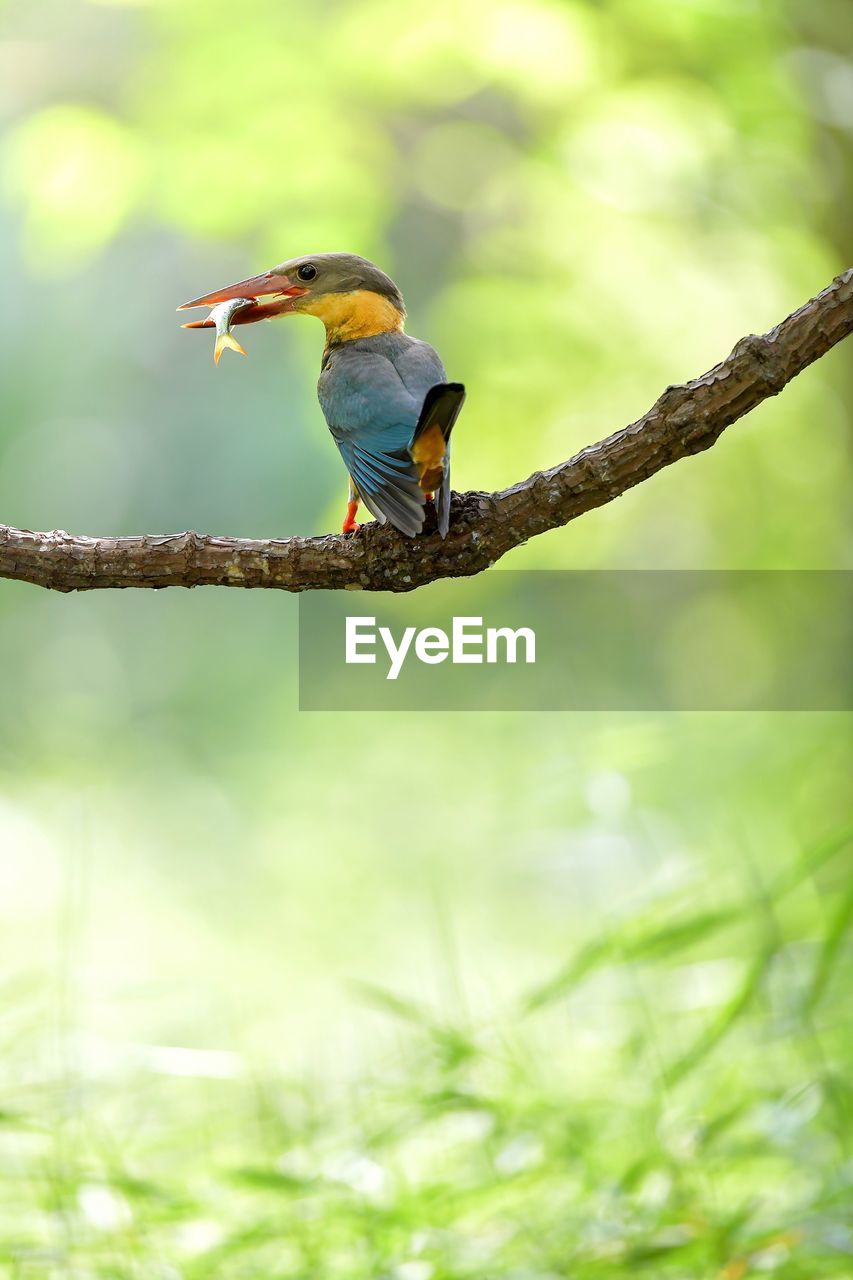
[177, 270, 309, 326]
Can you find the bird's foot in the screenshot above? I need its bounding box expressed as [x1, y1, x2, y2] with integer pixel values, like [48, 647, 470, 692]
[425, 491, 434, 503]
[341, 501, 361, 534]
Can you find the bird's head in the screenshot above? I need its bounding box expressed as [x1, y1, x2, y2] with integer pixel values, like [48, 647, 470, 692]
[178, 252, 406, 346]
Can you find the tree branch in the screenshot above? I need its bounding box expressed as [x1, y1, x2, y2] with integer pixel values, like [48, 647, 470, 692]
[2, 269, 852, 594]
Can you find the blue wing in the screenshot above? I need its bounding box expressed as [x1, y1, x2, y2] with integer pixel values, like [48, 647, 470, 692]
[318, 337, 447, 537]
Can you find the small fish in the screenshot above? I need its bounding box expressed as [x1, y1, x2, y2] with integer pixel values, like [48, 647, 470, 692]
[209, 297, 254, 364]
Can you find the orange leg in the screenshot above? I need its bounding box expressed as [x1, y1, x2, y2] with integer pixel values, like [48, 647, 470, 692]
[342, 479, 361, 533]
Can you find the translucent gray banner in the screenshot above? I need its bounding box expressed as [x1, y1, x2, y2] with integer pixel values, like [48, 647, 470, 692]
[298, 571, 852, 711]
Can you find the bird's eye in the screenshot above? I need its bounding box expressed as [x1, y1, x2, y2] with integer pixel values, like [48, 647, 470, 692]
[297, 263, 317, 282]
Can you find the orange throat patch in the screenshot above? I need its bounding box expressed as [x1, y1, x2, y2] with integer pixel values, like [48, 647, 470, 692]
[297, 289, 405, 345]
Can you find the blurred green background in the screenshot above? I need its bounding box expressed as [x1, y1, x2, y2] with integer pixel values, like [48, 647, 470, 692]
[0, 1, 851, 1276]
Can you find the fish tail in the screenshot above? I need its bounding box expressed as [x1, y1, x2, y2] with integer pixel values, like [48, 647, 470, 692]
[213, 331, 248, 364]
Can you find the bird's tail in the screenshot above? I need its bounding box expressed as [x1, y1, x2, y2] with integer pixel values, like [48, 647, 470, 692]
[409, 382, 465, 537]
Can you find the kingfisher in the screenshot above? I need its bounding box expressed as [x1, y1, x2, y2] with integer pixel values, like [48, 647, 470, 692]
[178, 253, 465, 537]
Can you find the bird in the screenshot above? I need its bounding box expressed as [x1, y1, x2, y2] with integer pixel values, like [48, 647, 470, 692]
[178, 253, 465, 537]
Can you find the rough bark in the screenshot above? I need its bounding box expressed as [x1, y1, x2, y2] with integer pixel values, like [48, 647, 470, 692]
[2, 269, 852, 594]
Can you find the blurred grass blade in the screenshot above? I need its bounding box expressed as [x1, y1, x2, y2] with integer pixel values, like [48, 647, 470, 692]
[772, 825, 853, 899]
[349, 980, 480, 1067]
[348, 979, 435, 1027]
[624, 908, 742, 961]
[522, 907, 740, 1014]
[521, 936, 615, 1013]
[666, 945, 775, 1087]
[802, 880, 853, 1014]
